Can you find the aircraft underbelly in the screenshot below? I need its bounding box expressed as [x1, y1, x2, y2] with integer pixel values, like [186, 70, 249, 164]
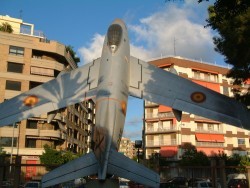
[93, 53, 129, 179]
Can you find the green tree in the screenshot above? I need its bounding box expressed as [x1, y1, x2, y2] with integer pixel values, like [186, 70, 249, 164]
[203, 0, 250, 106]
[40, 144, 64, 170]
[40, 144, 79, 170]
[66, 45, 80, 64]
[0, 146, 6, 155]
[179, 143, 210, 166]
[0, 22, 13, 33]
[239, 155, 250, 173]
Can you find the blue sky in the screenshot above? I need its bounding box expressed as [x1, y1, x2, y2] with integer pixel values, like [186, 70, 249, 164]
[1, 0, 225, 140]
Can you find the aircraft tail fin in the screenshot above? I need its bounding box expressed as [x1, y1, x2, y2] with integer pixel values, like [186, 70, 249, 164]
[107, 149, 160, 188]
[42, 152, 98, 188]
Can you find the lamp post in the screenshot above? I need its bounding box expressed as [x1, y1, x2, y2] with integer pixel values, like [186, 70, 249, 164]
[9, 122, 16, 183]
[178, 123, 184, 159]
[135, 140, 142, 163]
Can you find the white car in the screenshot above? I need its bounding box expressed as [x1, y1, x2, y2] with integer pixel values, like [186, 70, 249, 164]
[119, 181, 129, 188]
[193, 180, 213, 188]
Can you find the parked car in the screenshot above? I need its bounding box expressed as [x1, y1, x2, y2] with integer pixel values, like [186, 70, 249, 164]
[119, 181, 129, 188]
[161, 177, 188, 188]
[188, 178, 207, 187]
[1, 181, 12, 188]
[24, 181, 41, 188]
[227, 179, 248, 188]
[192, 181, 212, 188]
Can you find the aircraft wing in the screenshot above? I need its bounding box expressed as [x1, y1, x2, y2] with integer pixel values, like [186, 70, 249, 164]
[42, 152, 99, 187]
[0, 58, 101, 126]
[107, 149, 160, 188]
[129, 56, 250, 129]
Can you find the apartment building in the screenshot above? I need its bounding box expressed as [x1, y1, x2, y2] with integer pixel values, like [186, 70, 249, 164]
[119, 137, 136, 159]
[143, 56, 250, 160]
[0, 15, 95, 180]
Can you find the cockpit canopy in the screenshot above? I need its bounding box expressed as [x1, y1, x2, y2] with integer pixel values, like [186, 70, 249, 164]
[107, 24, 122, 53]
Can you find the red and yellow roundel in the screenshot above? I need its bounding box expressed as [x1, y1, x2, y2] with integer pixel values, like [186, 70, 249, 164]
[121, 101, 127, 115]
[23, 95, 39, 107]
[190, 92, 206, 103]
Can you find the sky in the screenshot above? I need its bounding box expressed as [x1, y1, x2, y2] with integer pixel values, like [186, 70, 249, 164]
[1, 0, 226, 141]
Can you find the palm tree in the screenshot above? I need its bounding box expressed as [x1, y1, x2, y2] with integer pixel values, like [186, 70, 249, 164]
[0, 22, 13, 33]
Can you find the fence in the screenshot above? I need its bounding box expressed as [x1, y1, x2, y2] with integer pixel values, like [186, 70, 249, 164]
[1, 155, 250, 188]
[0, 156, 58, 187]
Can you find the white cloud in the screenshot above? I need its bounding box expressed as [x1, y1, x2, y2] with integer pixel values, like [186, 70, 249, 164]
[78, 33, 104, 65]
[78, 3, 218, 65]
[129, 4, 216, 62]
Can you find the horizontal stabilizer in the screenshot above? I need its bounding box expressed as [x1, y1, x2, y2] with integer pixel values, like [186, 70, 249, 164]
[107, 149, 160, 188]
[42, 152, 98, 188]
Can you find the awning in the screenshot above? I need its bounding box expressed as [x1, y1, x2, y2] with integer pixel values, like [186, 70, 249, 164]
[195, 133, 224, 142]
[158, 105, 172, 113]
[192, 80, 220, 93]
[197, 147, 224, 156]
[192, 67, 218, 74]
[160, 146, 178, 157]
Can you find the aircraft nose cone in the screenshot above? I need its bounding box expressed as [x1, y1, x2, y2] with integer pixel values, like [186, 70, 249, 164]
[112, 18, 125, 26]
[107, 22, 123, 53]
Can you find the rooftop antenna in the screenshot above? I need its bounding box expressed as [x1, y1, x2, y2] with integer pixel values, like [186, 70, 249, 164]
[174, 37, 176, 56]
[19, 10, 23, 19]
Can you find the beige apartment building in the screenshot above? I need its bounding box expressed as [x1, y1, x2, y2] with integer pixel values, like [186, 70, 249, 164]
[119, 137, 136, 159]
[144, 57, 250, 160]
[0, 15, 95, 181]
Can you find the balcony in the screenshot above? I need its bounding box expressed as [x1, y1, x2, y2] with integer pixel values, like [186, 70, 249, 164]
[146, 139, 177, 147]
[145, 101, 159, 107]
[195, 128, 223, 134]
[145, 112, 175, 120]
[196, 141, 224, 147]
[31, 57, 64, 72]
[39, 130, 62, 139]
[87, 102, 94, 111]
[145, 127, 177, 134]
[194, 115, 221, 124]
[26, 129, 39, 136]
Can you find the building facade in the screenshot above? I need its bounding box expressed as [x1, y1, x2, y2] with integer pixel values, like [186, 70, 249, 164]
[119, 137, 136, 159]
[0, 15, 95, 181]
[143, 56, 250, 160]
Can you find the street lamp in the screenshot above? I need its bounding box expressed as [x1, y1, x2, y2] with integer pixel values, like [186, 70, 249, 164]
[178, 123, 184, 159]
[135, 140, 142, 163]
[9, 123, 15, 172]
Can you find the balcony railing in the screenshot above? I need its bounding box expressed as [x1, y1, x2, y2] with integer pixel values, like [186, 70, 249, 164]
[196, 141, 224, 147]
[39, 130, 62, 139]
[145, 101, 158, 107]
[195, 128, 224, 134]
[146, 139, 177, 147]
[145, 112, 175, 119]
[146, 127, 177, 133]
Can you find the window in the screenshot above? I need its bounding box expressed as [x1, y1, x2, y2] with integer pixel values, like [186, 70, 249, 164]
[238, 138, 245, 145]
[7, 62, 23, 73]
[26, 139, 36, 148]
[29, 81, 42, 90]
[207, 124, 214, 131]
[9, 46, 24, 56]
[5, 80, 21, 91]
[0, 137, 17, 147]
[74, 130, 78, 139]
[26, 120, 38, 129]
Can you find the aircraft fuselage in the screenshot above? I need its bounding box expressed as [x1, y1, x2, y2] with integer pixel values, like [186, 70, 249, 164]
[93, 19, 130, 180]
